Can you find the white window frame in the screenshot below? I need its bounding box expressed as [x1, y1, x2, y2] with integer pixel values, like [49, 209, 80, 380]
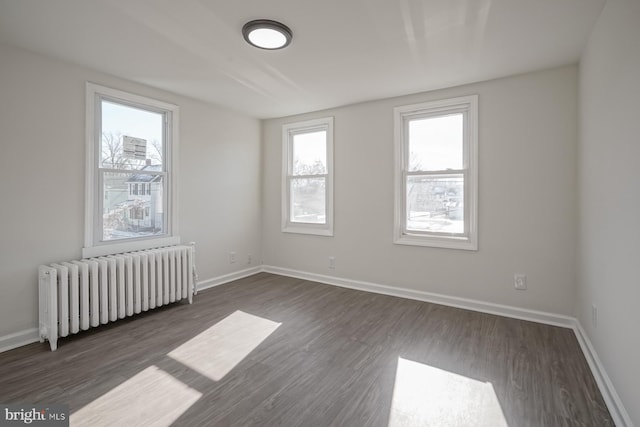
[282, 117, 334, 236]
[83, 83, 180, 258]
[393, 95, 478, 250]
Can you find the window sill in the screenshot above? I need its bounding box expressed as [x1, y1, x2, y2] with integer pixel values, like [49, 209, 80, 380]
[82, 235, 181, 258]
[282, 225, 333, 237]
[394, 233, 477, 251]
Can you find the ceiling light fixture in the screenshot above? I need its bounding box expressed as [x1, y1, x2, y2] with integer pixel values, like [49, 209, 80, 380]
[242, 19, 292, 50]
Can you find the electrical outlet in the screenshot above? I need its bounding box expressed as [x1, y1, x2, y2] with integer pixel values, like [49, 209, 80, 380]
[514, 274, 527, 290]
[229, 252, 236, 264]
[247, 254, 252, 265]
[592, 304, 598, 329]
[328, 256, 335, 269]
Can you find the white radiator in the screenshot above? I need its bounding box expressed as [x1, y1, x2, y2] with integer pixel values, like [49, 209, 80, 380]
[38, 244, 196, 351]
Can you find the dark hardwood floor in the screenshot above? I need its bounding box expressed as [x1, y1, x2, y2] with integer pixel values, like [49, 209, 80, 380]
[0, 273, 612, 426]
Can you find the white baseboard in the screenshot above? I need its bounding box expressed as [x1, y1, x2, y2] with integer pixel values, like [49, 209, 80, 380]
[572, 320, 632, 427]
[262, 265, 574, 328]
[197, 266, 263, 292]
[0, 328, 39, 353]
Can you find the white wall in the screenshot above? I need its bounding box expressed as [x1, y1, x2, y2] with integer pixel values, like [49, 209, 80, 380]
[262, 66, 578, 315]
[578, 0, 640, 424]
[0, 44, 262, 337]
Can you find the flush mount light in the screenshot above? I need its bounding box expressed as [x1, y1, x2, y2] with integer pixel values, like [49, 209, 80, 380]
[242, 19, 292, 50]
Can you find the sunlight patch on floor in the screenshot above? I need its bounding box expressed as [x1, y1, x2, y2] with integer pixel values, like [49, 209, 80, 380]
[388, 357, 508, 427]
[70, 365, 201, 427]
[168, 310, 281, 381]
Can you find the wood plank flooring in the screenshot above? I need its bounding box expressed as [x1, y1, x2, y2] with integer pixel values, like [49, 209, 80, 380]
[0, 273, 613, 426]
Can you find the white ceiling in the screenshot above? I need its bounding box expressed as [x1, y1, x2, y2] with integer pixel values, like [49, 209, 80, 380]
[0, 0, 605, 119]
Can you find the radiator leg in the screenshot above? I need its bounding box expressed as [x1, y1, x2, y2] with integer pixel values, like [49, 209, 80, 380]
[49, 338, 58, 352]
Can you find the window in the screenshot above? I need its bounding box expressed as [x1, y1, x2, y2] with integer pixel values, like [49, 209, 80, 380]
[394, 95, 478, 250]
[282, 117, 334, 236]
[84, 83, 180, 258]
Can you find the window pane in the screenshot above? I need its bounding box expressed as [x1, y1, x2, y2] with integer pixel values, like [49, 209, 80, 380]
[292, 130, 327, 175]
[101, 100, 164, 170]
[102, 172, 165, 241]
[290, 177, 326, 224]
[406, 174, 464, 234]
[409, 114, 463, 171]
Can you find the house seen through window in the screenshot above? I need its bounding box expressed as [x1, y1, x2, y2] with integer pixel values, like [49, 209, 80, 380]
[84, 83, 179, 258]
[100, 100, 166, 241]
